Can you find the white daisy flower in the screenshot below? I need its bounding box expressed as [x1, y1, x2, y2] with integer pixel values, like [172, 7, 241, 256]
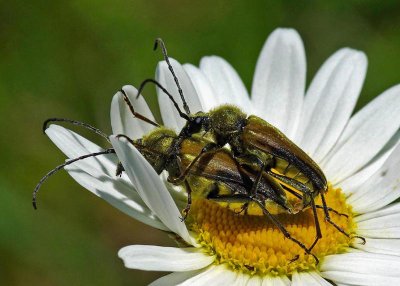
[44, 28, 400, 285]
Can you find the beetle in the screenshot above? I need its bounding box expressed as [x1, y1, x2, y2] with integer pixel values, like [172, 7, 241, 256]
[32, 38, 361, 262]
[135, 38, 365, 249]
[32, 100, 323, 262]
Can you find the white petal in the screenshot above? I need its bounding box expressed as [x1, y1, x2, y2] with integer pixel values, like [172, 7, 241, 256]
[46, 125, 118, 178]
[357, 212, 400, 228]
[118, 246, 213, 271]
[200, 56, 251, 111]
[322, 271, 399, 286]
[322, 84, 400, 183]
[347, 142, 400, 213]
[341, 129, 400, 195]
[110, 85, 156, 139]
[357, 227, 400, 239]
[354, 238, 400, 256]
[180, 265, 237, 286]
[291, 271, 331, 286]
[110, 136, 195, 245]
[339, 131, 400, 194]
[160, 171, 188, 210]
[338, 147, 393, 196]
[156, 58, 202, 131]
[251, 28, 306, 139]
[356, 201, 400, 222]
[297, 49, 367, 160]
[246, 276, 262, 286]
[320, 252, 400, 285]
[149, 270, 204, 286]
[65, 164, 167, 231]
[233, 273, 250, 286]
[261, 275, 290, 286]
[183, 64, 216, 111]
[356, 204, 400, 238]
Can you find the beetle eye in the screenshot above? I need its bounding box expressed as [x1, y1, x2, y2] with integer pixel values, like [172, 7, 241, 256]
[195, 117, 202, 124]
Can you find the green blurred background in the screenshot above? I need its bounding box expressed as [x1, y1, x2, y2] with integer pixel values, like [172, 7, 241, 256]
[1, 0, 400, 285]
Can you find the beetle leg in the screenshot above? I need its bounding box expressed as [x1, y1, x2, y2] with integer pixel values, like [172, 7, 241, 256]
[234, 153, 270, 170]
[233, 153, 275, 196]
[169, 157, 192, 221]
[308, 196, 322, 251]
[208, 193, 251, 215]
[207, 193, 252, 203]
[267, 171, 313, 207]
[116, 162, 125, 177]
[268, 173, 322, 250]
[117, 134, 170, 174]
[119, 88, 161, 127]
[291, 186, 322, 251]
[250, 162, 267, 195]
[180, 180, 192, 221]
[315, 205, 348, 218]
[320, 190, 345, 234]
[234, 202, 249, 215]
[252, 198, 319, 264]
[281, 185, 348, 217]
[320, 191, 366, 245]
[299, 192, 322, 251]
[169, 142, 220, 184]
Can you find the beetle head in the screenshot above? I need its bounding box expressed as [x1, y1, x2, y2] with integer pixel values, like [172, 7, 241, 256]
[180, 112, 211, 138]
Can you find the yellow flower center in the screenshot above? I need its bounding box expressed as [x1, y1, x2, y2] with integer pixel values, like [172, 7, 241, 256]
[187, 186, 356, 276]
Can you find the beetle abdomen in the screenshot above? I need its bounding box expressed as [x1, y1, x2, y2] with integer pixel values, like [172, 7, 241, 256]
[274, 157, 313, 188]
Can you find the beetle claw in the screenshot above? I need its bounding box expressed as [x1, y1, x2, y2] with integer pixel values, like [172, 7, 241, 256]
[292, 202, 303, 214]
[351, 235, 366, 245]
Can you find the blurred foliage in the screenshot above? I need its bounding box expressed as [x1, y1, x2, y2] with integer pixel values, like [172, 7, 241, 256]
[1, 0, 400, 285]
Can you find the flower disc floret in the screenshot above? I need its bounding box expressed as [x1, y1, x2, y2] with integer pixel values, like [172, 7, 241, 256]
[188, 187, 355, 276]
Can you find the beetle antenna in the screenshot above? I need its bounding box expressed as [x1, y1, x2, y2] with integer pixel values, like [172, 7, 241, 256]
[135, 79, 191, 121]
[154, 38, 191, 115]
[119, 88, 160, 127]
[32, 148, 116, 210]
[115, 134, 138, 147]
[43, 118, 110, 142]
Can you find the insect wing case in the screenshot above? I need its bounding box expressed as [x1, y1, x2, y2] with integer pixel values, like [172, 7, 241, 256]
[241, 116, 327, 196]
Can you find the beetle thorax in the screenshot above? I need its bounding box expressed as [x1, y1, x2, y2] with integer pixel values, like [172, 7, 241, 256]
[141, 127, 177, 154]
[139, 127, 178, 173]
[209, 105, 246, 139]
